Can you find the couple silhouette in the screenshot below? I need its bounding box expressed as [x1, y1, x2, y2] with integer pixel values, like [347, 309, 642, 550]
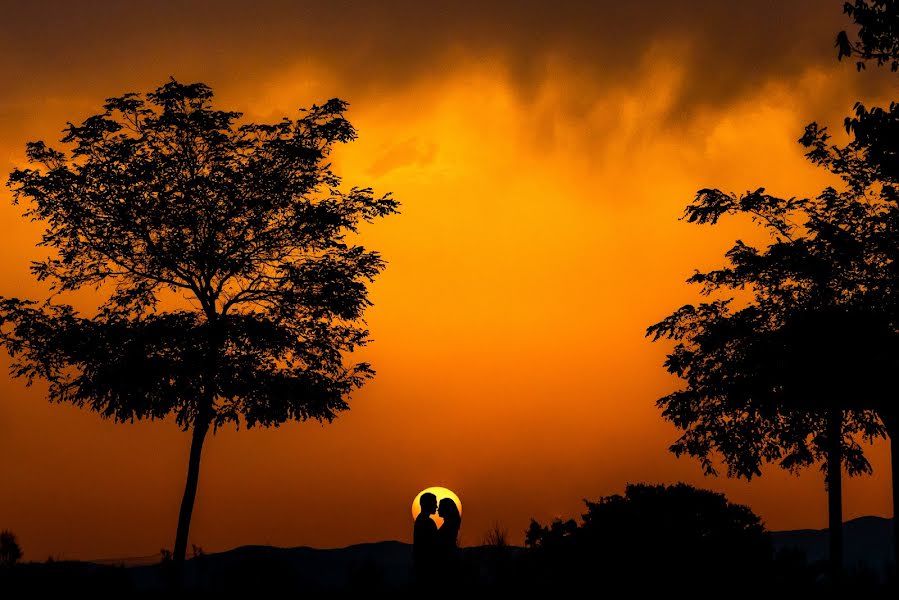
[413, 493, 461, 586]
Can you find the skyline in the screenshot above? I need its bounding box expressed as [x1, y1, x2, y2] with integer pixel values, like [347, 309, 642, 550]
[1, 0, 896, 561]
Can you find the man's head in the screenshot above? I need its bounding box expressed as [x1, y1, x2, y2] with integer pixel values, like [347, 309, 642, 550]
[419, 493, 437, 516]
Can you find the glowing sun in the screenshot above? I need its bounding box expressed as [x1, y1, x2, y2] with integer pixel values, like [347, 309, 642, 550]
[411, 486, 463, 528]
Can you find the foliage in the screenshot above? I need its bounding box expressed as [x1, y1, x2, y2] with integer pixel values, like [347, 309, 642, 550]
[2, 78, 398, 431]
[0, 530, 22, 567]
[647, 10, 899, 473]
[837, 0, 899, 71]
[525, 483, 771, 586]
[648, 2, 899, 579]
[1, 79, 398, 564]
[646, 177, 892, 478]
[647, 2, 899, 475]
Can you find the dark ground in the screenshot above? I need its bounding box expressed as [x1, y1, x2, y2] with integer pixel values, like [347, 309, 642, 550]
[0, 516, 894, 594]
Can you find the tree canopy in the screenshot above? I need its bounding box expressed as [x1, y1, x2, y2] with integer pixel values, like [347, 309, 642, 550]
[837, 0, 899, 71]
[3, 79, 398, 430]
[647, 3, 899, 579]
[525, 483, 771, 587]
[1, 79, 398, 564]
[645, 184, 890, 480]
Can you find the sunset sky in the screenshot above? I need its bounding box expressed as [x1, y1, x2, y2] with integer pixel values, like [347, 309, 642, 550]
[1, 0, 895, 561]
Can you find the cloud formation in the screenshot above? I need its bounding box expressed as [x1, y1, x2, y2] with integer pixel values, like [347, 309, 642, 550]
[1, 1, 889, 116]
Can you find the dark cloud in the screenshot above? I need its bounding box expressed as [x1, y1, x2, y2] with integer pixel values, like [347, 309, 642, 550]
[0, 1, 890, 126]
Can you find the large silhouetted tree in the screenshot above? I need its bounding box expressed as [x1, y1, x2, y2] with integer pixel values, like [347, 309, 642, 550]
[1, 79, 398, 566]
[801, 103, 899, 576]
[648, 3, 899, 580]
[804, 0, 899, 570]
[646, 186, 891, 580]
[834, 9, 899, 567]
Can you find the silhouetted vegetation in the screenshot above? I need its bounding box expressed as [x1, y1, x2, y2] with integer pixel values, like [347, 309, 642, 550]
[0, 509, 893, 594]
[0, 530, 22, 567]
[482, 522, 509, 548]
[473, 523, 515, 590]
[648, 1, 899, 581]
[829, 8, 899, 540]
[646, 183, 890, 579]
[837, 0, 899, 71]
[1, 79, 398, 567]
[523, 483, 772, 589]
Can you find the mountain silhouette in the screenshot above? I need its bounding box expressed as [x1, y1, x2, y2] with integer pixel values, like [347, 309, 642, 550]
[771, 515, 894, 579]
[3, 516, 892, 592]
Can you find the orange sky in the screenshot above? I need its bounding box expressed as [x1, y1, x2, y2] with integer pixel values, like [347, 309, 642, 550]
[0, 0, 895, 561]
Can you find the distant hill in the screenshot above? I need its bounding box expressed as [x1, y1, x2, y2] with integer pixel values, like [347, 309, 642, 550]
[6, 516, 893, 591]
[771, 515, 894, 577]
[124, 516, 892, 588]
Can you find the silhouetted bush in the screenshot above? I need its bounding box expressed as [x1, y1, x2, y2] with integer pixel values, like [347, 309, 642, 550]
[524, 483, 772, 589]
[0, 531, 22, 567]
[483, 522, 509, 549]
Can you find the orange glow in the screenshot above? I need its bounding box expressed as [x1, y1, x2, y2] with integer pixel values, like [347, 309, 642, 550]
[0, 1, 894, 562]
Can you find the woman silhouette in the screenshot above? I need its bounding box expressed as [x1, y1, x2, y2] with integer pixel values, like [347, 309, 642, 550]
[436, 497, 461, 582]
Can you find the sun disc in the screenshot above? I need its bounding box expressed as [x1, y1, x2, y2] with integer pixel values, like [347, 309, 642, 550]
[411, 486, 462, 528]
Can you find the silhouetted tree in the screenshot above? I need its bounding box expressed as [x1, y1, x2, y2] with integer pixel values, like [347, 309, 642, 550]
[525, 483, 771, 588]
[648, 3, 899, 581]
[837, 0, 899, 71]
[0, 530, 22, 567]
[801, 111, 899, 577]
[1, 79, 398, 567]
[833, 1, 899, 569]
[647, 186, 890, 580]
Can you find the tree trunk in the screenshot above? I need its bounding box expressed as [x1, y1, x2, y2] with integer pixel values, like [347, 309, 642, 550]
[826, 407, 843, 584]
[173, 416, 211, 565]
[883, 412, 899, 576]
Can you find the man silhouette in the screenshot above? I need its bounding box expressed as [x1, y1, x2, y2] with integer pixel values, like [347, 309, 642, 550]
[413, 492, 438, 585]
